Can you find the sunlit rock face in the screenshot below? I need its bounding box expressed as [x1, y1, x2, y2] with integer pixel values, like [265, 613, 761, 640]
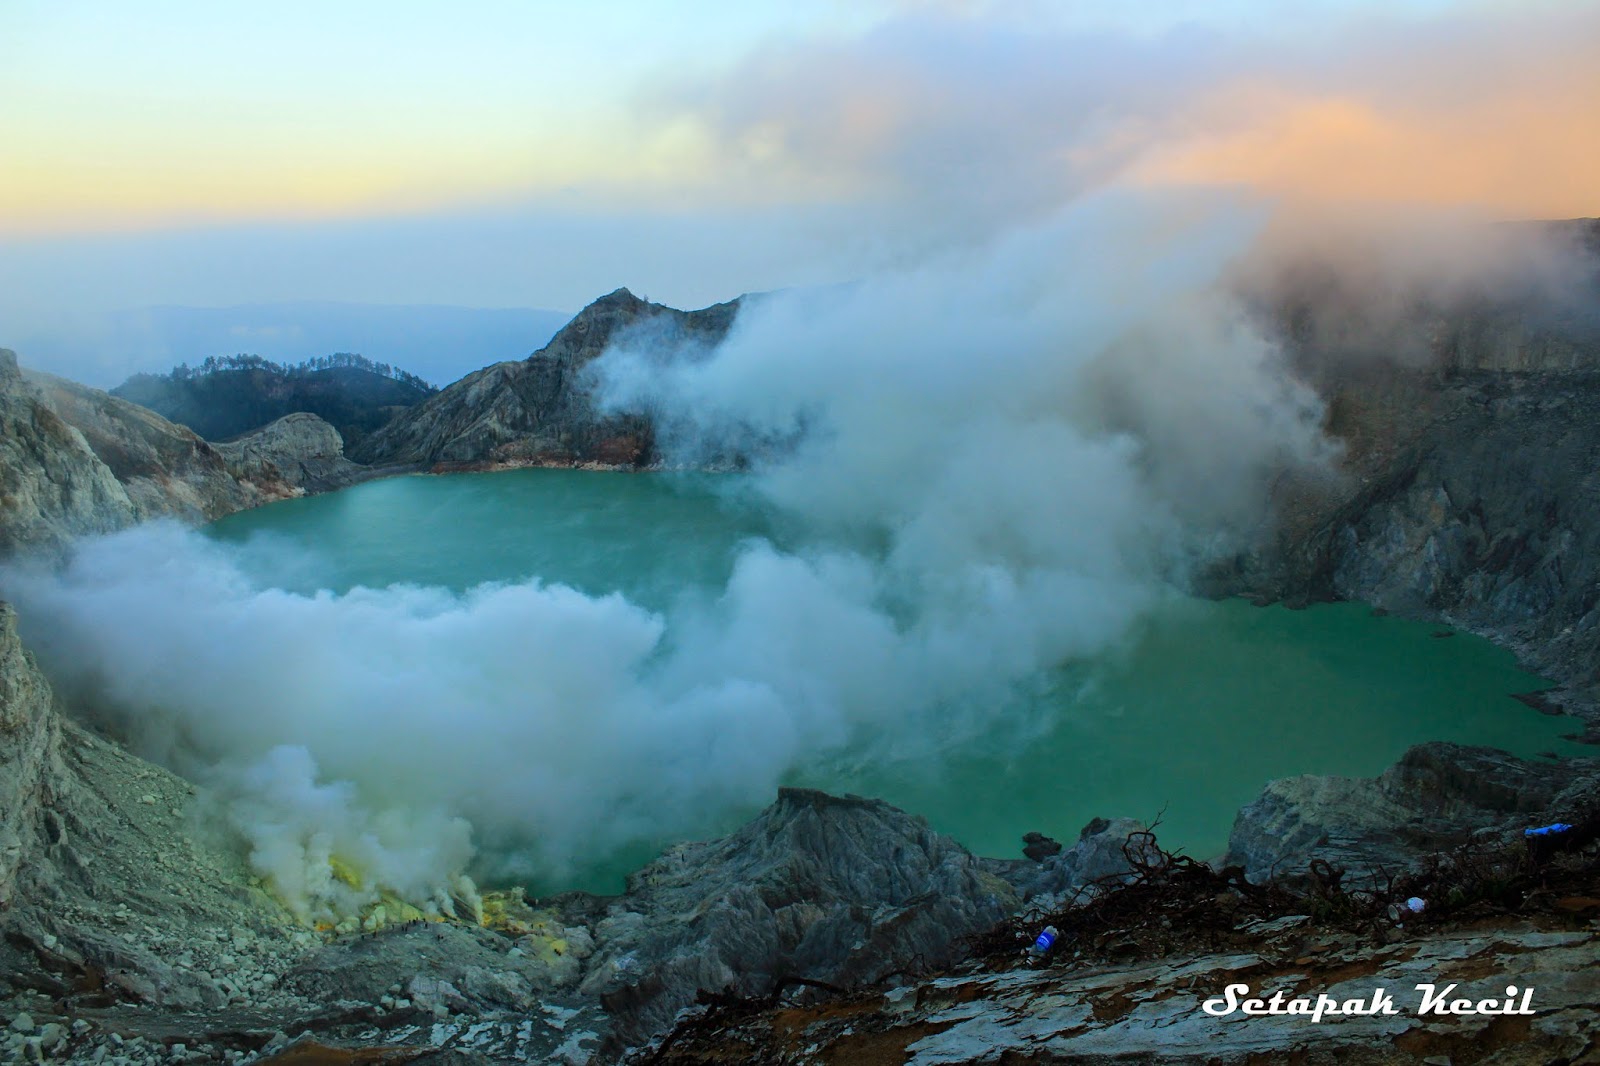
[0, 350, 135, 556]
[0, 350, 376, 560]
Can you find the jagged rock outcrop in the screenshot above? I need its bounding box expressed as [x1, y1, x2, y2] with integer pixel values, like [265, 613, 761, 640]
[213, 412, 367, 495]
[353, 288, 739, 469]
[1226, 742, 1598, 883]
[569, 787, 1020, 1051]
[23, 369, 273, 525]
[1310, 371, 1600, 696]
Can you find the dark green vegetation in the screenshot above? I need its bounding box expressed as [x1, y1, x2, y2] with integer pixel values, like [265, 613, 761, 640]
[112, 353, 437, 449]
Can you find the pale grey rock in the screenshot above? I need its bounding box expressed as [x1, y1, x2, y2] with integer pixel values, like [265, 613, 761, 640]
[22, 369, 274, 528]
[0, 598, 305, 1014]
[984, 816, 1148, 902]
[0, 602, 62, 908]
[0, 353, 311, 558]
[36, 1022, 63, 1050]
[0, 351, 136, 557]
[213, 413, 366, 495]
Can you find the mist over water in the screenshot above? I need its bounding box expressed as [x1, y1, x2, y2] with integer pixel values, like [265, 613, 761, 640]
[12, 471, 1579, 902]
[1, 193, 1580, 916]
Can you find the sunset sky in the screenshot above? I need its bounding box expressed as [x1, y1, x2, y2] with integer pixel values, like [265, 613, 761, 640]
[2, 0, 1594, 379]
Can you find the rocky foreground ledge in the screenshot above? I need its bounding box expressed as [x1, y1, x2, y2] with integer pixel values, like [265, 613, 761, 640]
[2, 588, 1597, 1064]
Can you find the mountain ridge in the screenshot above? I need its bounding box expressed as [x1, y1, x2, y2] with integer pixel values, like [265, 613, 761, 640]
[351, 287, 741, 469]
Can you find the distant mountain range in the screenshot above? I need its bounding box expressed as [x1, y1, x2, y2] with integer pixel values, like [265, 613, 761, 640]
[13, 302, 573, 390]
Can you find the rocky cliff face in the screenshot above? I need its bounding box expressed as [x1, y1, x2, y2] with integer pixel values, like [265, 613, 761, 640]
[0, 602, 61, 909]
[0, 352, 366, 558]
[353, 288, 739, 469]
[4, 243, 1600, 1062]
[1224, 225, 1600, 706]
[0, 351, 136, 556]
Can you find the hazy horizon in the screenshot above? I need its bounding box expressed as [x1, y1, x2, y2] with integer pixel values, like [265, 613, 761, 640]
[8, 300, 577, 389]
[4, 0, 1596, 385]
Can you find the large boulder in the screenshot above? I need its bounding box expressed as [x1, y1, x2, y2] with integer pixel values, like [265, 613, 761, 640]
[214, 411, 366, 494]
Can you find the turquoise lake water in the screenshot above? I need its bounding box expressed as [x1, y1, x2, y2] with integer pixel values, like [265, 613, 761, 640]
[208, 468, 1588, 888]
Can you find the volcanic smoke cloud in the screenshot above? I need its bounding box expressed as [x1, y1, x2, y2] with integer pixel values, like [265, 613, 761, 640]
[7, 0, 1596, 917]
[1, 190, 1339, 918]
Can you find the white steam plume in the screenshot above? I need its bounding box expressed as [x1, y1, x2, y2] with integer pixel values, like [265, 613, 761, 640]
[3, 192, 1333, 911]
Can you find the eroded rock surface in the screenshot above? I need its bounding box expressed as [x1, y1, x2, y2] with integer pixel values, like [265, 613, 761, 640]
[572, 787, 1022, 1052]
[0, 351, 136, 556]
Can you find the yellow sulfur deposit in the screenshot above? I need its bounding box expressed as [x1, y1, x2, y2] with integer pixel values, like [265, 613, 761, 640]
[479, 887, 535, 933]
[328, 854, 363, 889]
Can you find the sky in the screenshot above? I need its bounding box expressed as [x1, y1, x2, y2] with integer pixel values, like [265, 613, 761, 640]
[1, 0, 1596, 381]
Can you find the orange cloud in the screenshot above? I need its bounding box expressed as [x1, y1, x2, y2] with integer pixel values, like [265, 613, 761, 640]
[1136, 73, 1600, 218]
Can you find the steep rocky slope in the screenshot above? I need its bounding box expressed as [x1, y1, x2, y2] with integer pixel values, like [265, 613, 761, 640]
[352, 289, 739, 469]
[0, 351, 137, 556]
[0, 691, 1154, 1066]
[0, 602, 60, 909]
[1223, 221, 1600, 707]
[0, 351, 368, 557]
[1225, 742, 1598, 883]
[1284, 366, 1600, 699]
